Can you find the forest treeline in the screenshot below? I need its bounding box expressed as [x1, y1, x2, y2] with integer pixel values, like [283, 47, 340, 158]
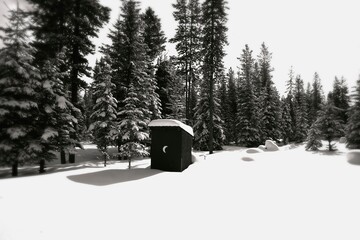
[1, 0, 360, 176]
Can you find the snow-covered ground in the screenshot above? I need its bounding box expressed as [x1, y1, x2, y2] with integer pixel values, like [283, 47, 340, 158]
[1, 142, 360, 240]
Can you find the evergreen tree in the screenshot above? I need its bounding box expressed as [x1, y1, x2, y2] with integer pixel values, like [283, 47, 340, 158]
[218, 76, 229, 144]
[155, 56, 185, 119]
[193, 85, 225, 151]
[257, 43, 281, 141]
[305, 82, 313, 126]
[29, 0, 110, 163]
[40, 50, 81, 166]
[280, 97, 293, 145]
[29, 0, 110, 102]
[81, 87, 94, 141]
[329, 76, 350, 124]
[194, 0, 228, 153]
[285, 67, 296, 141]
[166, 57, 186, 120]
[346, 76, 360, 149]
[316, 102, 344, 151]
[155, 58, 173, 118]
[236, 45, 261, 147]
[305, 122, 323, 151]
[0, 5, 42, 176]
[252, 62, 262, 97]
[107, 0, 159, 159]
[293, 75, 309, 142]
[224, 68, 237, 144]
[142, 7, 166, 64]
[118, 83, 150, 169]
[309, 72, 324, 125]
[170, 0, 202, 124]
[106, 0, 160, 117]
[89, 60, 118, 167]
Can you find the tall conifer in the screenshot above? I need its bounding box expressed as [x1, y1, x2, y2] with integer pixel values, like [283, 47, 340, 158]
[89, 59, 118, 167]
[194, 0, 228, 153]
[293, 75, 309, 142]
[257, 43, 281, 141]
[171, 0, 202, 124]
[107, 0, 159, 159]
[236, 45, 261, 147]
[0, 5, 42, 176]
[142, 7, 166, 64]
[346, 76, 360, 149]
[29, 0, 110, 163]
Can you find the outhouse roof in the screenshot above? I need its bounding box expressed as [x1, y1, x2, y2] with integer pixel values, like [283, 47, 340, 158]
[149, 119, 194, 136]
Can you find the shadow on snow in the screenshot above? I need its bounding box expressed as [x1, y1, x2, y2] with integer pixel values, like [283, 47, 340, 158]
[67, 168, 162, 186]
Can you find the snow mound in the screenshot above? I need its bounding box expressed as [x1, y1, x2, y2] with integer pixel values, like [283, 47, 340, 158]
[265, 140, 279, 151]
[258, 145, 266, 151]
[149, 119, 193, 136]
[347, 150, 360, 165]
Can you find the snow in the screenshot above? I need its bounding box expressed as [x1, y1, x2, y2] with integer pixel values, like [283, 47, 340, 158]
[56, 96, 67, 109]
[43, 80, 52, 90]
[0, 99, 38, 109]
[41, 128, 58, 141]
[149, 119, 194, 136]
[1, 142, 360, 240]
[6, 127, 27, 139]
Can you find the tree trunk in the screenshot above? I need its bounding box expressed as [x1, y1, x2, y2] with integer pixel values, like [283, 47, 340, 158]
[128, 156, 131, 169]
[60, 149, 66, 164]
[208, 2, 215, 155]
[328, 140, 333, 151]
[12, 161, 18, 177]
[69, 153, 75, 163]
[39, 159, 46, 173]
[68, 0, 81, 164]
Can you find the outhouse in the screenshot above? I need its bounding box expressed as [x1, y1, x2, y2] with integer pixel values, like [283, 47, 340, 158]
[148, 119, 194, 172]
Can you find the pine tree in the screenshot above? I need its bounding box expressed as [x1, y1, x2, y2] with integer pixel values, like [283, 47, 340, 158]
[39, 50, 81, 166]
[166, 57, 186, 120]
[155, 58, 174, 118]
[0, 5, 42, 176]
[346, 76, 360, 149]
[155, 56, 186, 119]
[107, 0, 158, 160]
[170, 0, 202, 124]
[193, 86, 225, 151]
[187, 0, 202, 124]
[236, 45, 261, 147]
[330, 76, 350, 125]
[89, 60, 118, 167]
[29, 0, 111, 163]
[317, 102, 344, 151]
[118, 83, 150, 169]
[257, 43, 281, 141]
[285, 67, 296, 141]
[218, 76, 229, 144]
[309, 72, 324, 125]
[106, 0, 160, 117]
[81, 87, 94, 141]
[142, 7, 166, 64]
[280, 97, 293, 145]
[305, 122, 323, 151]
[293, 75, 309, 142]
[305, 82, 313, 126]
[225, 68, 238, 144]
[194, 0, 228, 153]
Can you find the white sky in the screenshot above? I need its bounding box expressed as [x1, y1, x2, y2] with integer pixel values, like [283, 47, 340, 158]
[1, 0, 360, 96]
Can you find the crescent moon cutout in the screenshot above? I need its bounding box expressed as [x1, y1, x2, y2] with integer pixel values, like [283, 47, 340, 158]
[162, 146, 168, 153]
